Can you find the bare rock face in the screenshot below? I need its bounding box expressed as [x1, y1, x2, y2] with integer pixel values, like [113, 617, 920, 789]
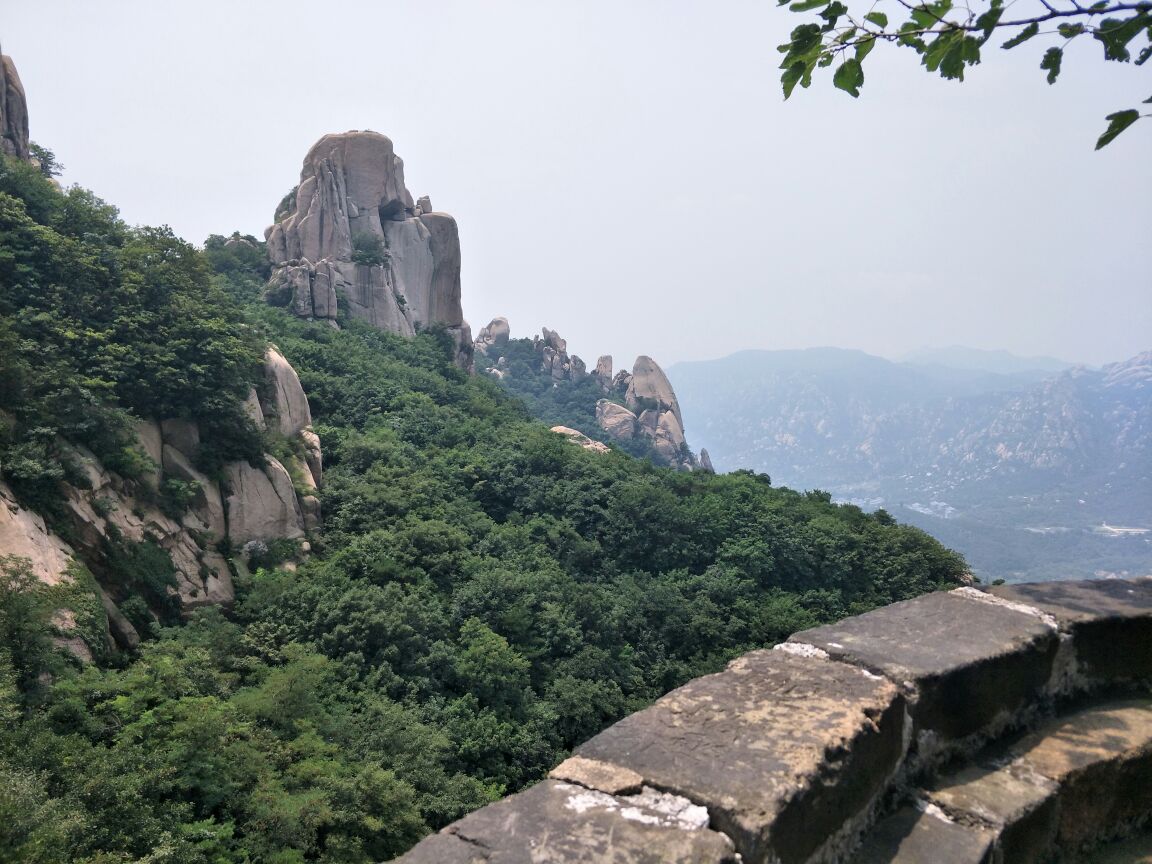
[551, 426, 612, 454]
[263, 347, 312, 437]
[0, 52, 29, 160]
[593, 355, 614, 390]
[265, 131, 471, 368]
[627, 355, 683, 428]
[0, 481, 73, 585]
[224, 457, 306, 545]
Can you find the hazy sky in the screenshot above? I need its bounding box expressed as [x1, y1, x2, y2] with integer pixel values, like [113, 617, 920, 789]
[5, 1, 1149, 369]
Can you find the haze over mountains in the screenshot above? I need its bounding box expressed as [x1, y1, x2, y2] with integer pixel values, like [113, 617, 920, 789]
[669, 347, 1152, 582]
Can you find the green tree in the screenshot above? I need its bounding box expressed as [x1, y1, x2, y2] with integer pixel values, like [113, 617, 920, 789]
[776, 0, 1151, 147]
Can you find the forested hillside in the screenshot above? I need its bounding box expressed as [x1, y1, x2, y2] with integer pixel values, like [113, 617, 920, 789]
[0, 155, 967, 863]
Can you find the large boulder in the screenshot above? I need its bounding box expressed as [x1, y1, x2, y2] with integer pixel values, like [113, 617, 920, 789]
[0, 53, 29, 160]
[596, 400, 638, 441]
[626, 355, 683, 427]
[262, 347, 312, 437]
[474, 316, 511, 354]
[224, 457, 306, 545]
[264, 131, 470, 367]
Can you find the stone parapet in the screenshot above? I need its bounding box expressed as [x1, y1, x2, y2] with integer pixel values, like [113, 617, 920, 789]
[388, 578, 1152, 864]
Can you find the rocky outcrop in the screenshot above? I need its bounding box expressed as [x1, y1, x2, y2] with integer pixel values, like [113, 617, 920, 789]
[0, 51, 29, 160]
[598, 355, 694, 469]
[477, 322, 699, 470]
[551, 426, 611, 455]
[263, 346, 312, 436]
[627, 355, 683, 428]
[5, 349, 323, 629]
[474, 317, 510, 355]
[0, 481, 73, 585]
[595, 400, 637, 440]
[265, 131, 472, 368]
[224, 458, 305, 545]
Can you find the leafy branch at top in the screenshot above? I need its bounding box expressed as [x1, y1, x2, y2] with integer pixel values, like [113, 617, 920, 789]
[777, 0, 1152, 147]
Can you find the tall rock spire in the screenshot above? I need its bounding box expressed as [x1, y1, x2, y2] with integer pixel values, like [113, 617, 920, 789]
[0, 48, 30, 160]
[265, 131, 472, 369]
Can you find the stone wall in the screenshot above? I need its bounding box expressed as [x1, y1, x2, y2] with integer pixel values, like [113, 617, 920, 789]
[391, 578, 1152, 863]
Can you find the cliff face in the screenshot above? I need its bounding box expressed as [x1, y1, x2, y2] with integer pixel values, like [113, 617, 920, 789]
[265, 131, 472, 368]
[5, 348, 323, 655]
[0, 50, 29, 160]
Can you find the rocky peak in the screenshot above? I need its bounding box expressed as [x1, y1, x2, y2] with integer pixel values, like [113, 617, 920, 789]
[474, 317, 510, 355]
[265, 131, 472, 368]
[626, 355, 683, 428]
[1, 50, 30, 160]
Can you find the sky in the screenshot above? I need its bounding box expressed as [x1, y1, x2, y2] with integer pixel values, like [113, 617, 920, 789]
[4, 1, 1149, 370]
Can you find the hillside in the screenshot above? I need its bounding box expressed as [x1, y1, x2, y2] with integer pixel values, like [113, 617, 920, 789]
[669, 348, 1152, 581]
[0, 73, 968, 864]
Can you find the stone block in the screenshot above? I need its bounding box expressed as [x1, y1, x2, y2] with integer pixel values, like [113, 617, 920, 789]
[549, 756, 643, 795]
[852, 806, 995, 864]
[388, 779, 737, 863]
[1008, 699, 1152, 854]
[928, 762, 1058, 864]
[789, 590, 1058, 741]
[575, 649, 906, 864]
[991, 579, 1152, 685]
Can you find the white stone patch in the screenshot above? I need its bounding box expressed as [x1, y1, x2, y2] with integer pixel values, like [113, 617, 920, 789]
[558, 783, 710, 831]
[773, 642, 830, 660]
[950, 587, 1058, 630]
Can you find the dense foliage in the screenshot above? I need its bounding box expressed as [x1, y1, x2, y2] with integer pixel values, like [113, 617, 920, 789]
[0, 161, 968, 863]
[776, 0, 1151, 148]
[0, 157, 266, 515]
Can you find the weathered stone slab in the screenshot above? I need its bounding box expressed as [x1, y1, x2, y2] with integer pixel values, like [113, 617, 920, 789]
[388, 779, 737, 863]
[549, 756, 643, 795]
[991, 579, 1152, 685]
[852, 806, 995, 864]
[928, 763, 1058, 864]
[789, 591, 1058, 741]
[1008, 699, 1152, 854]
[574, 649, 906, 864]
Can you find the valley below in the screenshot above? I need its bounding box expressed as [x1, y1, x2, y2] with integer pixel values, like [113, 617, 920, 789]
[670, 347, 1152, 582]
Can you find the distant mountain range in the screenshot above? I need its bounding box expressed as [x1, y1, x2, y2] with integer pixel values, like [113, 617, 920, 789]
[669, 348, 1152, 582]
[899, 345, 1073, 376]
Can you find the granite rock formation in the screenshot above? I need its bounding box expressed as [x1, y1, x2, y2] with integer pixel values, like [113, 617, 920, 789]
[4, 349, 324, 660]
[265, 131, 472, 368]
[0, 50, 29, 160]
[476, 321, 699, 470]
[474, 317, 510, 355]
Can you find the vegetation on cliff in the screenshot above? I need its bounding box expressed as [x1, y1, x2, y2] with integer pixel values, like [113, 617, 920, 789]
[0, 157, 967, 863]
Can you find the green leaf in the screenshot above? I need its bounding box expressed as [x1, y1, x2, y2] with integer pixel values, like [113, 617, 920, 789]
[864, 11, 889, 27]
[819, 1, 849, 27]
[1002, 22, 1040, 49]
[1137, 44, 1152, 66]
[1056, 23, 1086, 38]
[1095, 109, 1140, 149]
[1094, 12, 1152, 62]
[856, 36, 877, 61]
[781, 61, 808, 98]
[1040, 46, 1063, 83]
[833, 57, 865, 96]
[789, 0, 831, 12]
[975, 6, 1003, 38]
